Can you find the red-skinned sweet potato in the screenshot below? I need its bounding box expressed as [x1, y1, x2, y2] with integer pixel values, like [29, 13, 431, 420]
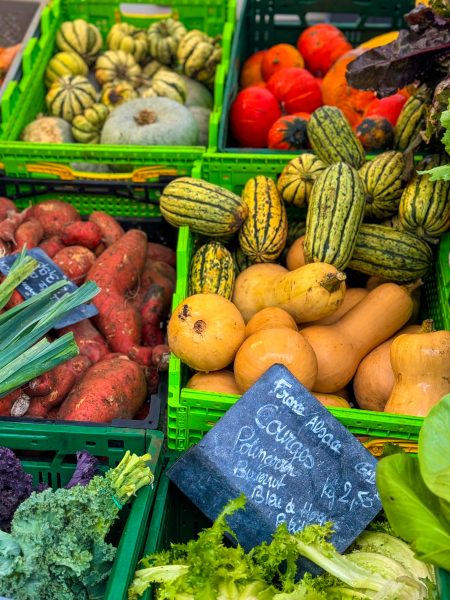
[58, 319, 109, 364]
[94, 242, 106, 257]
[56, 354, 147, 422]
[29, 200, 81, 237]
[0, 197, 17, 220]
[141, 284, 165, 347]
[0, 211, 27, 243]
[14, 218, 44, 250]
[53, 245, 96, 283]
[146, 242, 176, 267]
[89, 211, 124, 247]
[0, 389, 21, 416]
[61, 221, 102, 249]
[27, 372, 52, 396]
[38, 236, 65, 258]
[5, 289, 24, 309]
[86, 229, 152, 365]
[26, 355, 92, 417]
[152, 344, 169, 371]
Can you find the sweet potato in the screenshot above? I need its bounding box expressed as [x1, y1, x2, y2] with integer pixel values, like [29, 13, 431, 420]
[26, 355, 92, 418]
[29, 200, 81, 237]
[14, 218, 44, 250]
[0, 210, 27, 243]
[86, 229, 152, 365]
[56, 354, 147, 422]
[53, 245, 96, 283]
[128, 257, 156, 309]
[147, 242, 176, 267]
[146, 261, 176, 312]
[89, 211, 124, 247]
[0, 239, 9, 256]
[61, 221, 102, 249]
[27, 372, 52, 396]
[140, 284, 165, 347]
[5, 289, 24, 309]
[143, 365, 159, 394]
[0, 389, 21, 416]
[94, 242, 106, 257]
[58, 319, 109, 364]
[38, 236, 65, 258]
[152, 344, 169, 371]
[0, 197, 16, 220]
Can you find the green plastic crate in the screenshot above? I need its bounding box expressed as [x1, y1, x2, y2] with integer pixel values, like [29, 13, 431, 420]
[438, 570, 450, 600]
[166, 155, 450, 451]
[0, 0, 235, 184]
[0, 421, 165, 600]
[213, 0, 413, 154]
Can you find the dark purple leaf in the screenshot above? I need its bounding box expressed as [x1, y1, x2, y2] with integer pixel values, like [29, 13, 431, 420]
[65, 451, 99, 489]
[405, 4, 450, 32]
[0, 447, 33, 532]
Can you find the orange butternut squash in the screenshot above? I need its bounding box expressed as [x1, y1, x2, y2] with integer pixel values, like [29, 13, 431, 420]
[245, 307, 297, 338]
[234, 327, 317, 393]
[384, 320, 450, 416]
[286, 235, 306, 270]
[300, 287, 369, 328]
[313, 393, 351, 408]
[232, 262, 346, 323]
[168, 293, 245, 372]
[186, 370, 241, 395]
[301, 283, 413, 393]
[353, 324, 421, 411]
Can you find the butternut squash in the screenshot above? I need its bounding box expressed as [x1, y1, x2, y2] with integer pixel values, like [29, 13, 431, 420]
[313, 393, 351, 408]
[245, 307, 297, 337]
[232, 262, 346, 323]
[301, 283, 413, 393]
[384, 320, 450, 416]
[186, 370, 240, 395]
[300, 287, 369, 328]
[353, 324, 421, 411]
[234, 327, 318, 393]
[286, 235, 306, 270]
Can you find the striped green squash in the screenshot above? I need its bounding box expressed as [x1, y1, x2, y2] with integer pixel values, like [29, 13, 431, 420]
[44, 51, 88, 88]
[349, 224, 433, 282]
[394, 95, 427, 151]
[141, 70, 187, 104]
[304, 162, 366, 270]
[359, 151, 406, 220]
[239, 176, 287, 262]
[399, 154, 450, 243]
[189, 241, 235, 299]
[46, 75, 98, 123]
[277, 153, 326, 208]
[56, 19, 102, 66]
[160, 177, 247, 236]
[233, 246, 255, 274]
[307, 106, 365, 169]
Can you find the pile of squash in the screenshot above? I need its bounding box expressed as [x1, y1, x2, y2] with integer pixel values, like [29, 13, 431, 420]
[21, 17, 219, 149]
[229, 24, 420, 151]
[160, 113, 450, 417]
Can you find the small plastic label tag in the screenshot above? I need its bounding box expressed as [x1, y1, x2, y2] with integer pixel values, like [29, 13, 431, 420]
[0, 248, 98, 329]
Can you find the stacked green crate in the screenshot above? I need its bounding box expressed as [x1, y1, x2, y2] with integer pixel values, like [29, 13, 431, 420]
[0, 0, 235, 181]
[0, 421, 164, 600]
[166, 155, 450, 451]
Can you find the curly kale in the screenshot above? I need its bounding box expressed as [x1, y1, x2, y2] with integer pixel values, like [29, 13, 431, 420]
[0, 451, 154, 600]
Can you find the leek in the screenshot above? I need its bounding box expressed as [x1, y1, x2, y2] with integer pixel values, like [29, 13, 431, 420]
[0, 249, 38, 310]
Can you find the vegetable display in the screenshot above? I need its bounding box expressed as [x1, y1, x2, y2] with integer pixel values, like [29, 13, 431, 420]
[128, 495, 433, 599]
[0, 450, 154, 600]
[19, 16, 222, 149]
[0, 199, 176, 422]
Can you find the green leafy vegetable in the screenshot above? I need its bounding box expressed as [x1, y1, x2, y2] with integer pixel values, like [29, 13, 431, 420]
[0, 451, 154, 600]
[377, 393, 450, 572]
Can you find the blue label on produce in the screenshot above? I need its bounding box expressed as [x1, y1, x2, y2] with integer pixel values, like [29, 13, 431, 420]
[0, 248, 98, 329]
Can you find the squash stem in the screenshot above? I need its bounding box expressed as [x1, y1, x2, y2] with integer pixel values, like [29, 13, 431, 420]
[319, 272, 346, 293]
[421, 319, 435, 333]
[402, 279, 423, 294]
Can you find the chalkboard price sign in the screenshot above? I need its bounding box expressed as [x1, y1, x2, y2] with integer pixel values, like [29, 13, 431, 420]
[168, 364, 382, 556]
[0, 248, 98, 328]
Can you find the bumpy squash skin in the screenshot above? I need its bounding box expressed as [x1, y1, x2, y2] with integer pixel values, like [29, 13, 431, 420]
[107, 23, 148, 63]
[384, 325, 450, 417]
[232, 262, 346, 324]
[277, 153, 326, 207]
[349, 224, 433, 282]
[21, 116, 74, 143]
[398, 155, 450, 243]
[147, 18, 187, 66]
[160, 176, 247, 236]
[189, 241, 235, 299]
[72, 103, 110, 144]
[239, 176, 287, 263]
[359, 151, 406, 220]
[304, 162, 366, 270]
[234, 327, 318, 393]
[307, 105, 365, 169]
[301, 283, 413, 393]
